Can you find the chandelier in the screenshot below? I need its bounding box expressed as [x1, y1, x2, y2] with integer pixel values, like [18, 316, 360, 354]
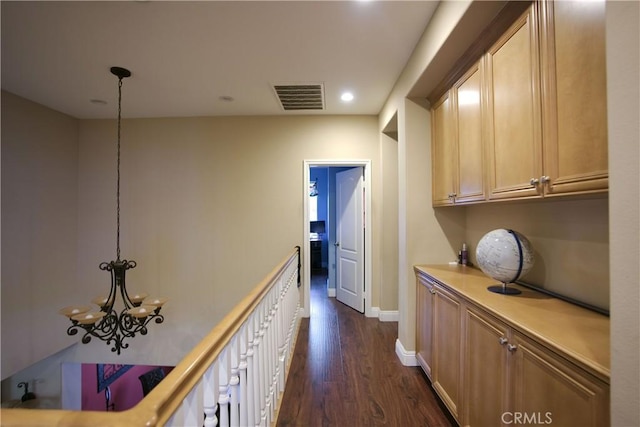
[59, 67, 167, 355]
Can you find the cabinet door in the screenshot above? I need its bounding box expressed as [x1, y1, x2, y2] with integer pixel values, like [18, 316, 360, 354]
[463, 307, 509, 427]
[539, 0, 608, 196]
[432, 284, 462, 421]
[509, 332, 610, 427]
[431, 91, 456, 206]
[416, 277, 434, 379]
[485, 4, 543, 200]
[453, 61, 486, 204]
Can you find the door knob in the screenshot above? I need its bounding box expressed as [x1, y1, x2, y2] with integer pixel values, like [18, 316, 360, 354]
[334, 242, 340, 247]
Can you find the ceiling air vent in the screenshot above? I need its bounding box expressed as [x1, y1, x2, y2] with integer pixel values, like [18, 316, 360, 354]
[273, 83, 325, 111]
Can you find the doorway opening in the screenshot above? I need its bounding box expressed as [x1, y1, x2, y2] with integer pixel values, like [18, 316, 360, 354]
[302, 160, 372, 318]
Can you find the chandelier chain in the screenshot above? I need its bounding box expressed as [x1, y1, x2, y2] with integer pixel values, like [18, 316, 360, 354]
[116, 78, 123, 261]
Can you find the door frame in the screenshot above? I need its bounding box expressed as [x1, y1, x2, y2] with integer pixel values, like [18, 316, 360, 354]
[302, 159, 372, 318]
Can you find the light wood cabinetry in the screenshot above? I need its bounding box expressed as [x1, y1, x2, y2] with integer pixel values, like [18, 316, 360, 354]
[432, 282, 462, 421]
[510, 331, 610, 427]
[430, 1, 608, 206]
[416, 272, 463, 422]
[415, 265, 610, 427]
[454, 63, 486, 204]
[431, 92, 456, 206]
[415, 276, 434, 379]
[462, 306, 509, 427]
[432, 62, 486, 206]
[538, 0, 608, 196]
[485, 5, 543, 201]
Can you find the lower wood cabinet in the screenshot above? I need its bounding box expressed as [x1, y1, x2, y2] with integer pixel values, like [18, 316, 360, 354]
[463, 306, 509, 427]
[510, 331, 610, 427]
[415, 266, 610, 427]
[416, 274, 461, 421]
[432, 283, 462, 421]
[416, 277, 434, 379]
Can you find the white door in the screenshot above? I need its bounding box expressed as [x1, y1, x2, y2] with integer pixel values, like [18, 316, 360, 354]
[335, 167, 364, 312]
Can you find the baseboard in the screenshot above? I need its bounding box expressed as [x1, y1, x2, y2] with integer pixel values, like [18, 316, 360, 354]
[369, 307, 399, 322]
[378, 310, 399, 322]
[395, 339, 418, 367]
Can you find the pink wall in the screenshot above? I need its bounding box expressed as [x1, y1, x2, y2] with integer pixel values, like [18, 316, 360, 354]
[81, 364, 173, 411]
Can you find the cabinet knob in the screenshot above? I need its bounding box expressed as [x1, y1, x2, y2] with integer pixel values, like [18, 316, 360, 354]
[540, 175, 550, 184]
[430, 288, 436, 295]
[530, 178, 539, 186]
[499, 337, 508, 345]
[507, 344, 518, 352]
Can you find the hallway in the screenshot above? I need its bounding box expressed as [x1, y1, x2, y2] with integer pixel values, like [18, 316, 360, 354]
[276, 275, 454, 426]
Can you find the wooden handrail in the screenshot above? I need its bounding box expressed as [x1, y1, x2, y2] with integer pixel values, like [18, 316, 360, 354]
[0, 248, 301, 427]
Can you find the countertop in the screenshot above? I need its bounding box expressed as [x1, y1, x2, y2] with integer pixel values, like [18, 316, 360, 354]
[415, 264, 610, 383]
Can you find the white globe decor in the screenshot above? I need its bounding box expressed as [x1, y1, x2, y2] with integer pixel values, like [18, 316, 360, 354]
[475, 229, 535, 295]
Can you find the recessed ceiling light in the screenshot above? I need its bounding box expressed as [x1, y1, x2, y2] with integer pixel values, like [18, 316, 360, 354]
[341, 92, 354, 102]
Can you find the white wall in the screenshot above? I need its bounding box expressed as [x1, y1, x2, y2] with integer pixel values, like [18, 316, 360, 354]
[465, 197, 609, 311]
[396, 98, 466, 353]
[72, 114, 381, 366]
[1, 91, 79, 379]
[1, 99, 384, 403]
[607, 2, 640, 425]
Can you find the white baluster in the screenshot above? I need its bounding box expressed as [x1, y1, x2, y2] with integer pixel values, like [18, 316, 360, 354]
[271, 288, 279, 422]
[218, 348, 230, 427]
[166, 406, 182, 427]
[265, 291, 275, 425]
[204, 362, 219, 427]
[246, 313, 256, 427]
[229, 335, 240, 427]
[273, 286, 281, 417]
[277, 279, 287, 394]
[183, 381, 204, 427]
[258, 302, 268, 427]
[238, 322, 249, 427]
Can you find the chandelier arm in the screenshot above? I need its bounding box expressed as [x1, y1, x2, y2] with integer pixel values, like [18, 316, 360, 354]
[153, 312, 165, 325]
[117, 259, 137, 309]
[64, 310, 120, 348]
[98, 262, 118, 313]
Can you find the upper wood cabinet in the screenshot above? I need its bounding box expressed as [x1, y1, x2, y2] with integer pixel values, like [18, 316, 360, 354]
[455, 63, 486, 204]
[485, 5, 543, 201]
[431, 92, 456, 206]
[430, 0, 608, 206]
[432, 62, 486, 206]
[538, 0, 608, 196]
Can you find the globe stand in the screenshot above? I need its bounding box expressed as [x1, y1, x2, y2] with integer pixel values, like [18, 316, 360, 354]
[488, 282, 521, 295]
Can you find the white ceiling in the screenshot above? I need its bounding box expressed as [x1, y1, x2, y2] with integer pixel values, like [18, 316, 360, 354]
[1, 1, 439, 119]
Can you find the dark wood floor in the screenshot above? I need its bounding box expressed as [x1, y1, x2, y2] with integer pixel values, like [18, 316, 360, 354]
[276, 274, 455, 427]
